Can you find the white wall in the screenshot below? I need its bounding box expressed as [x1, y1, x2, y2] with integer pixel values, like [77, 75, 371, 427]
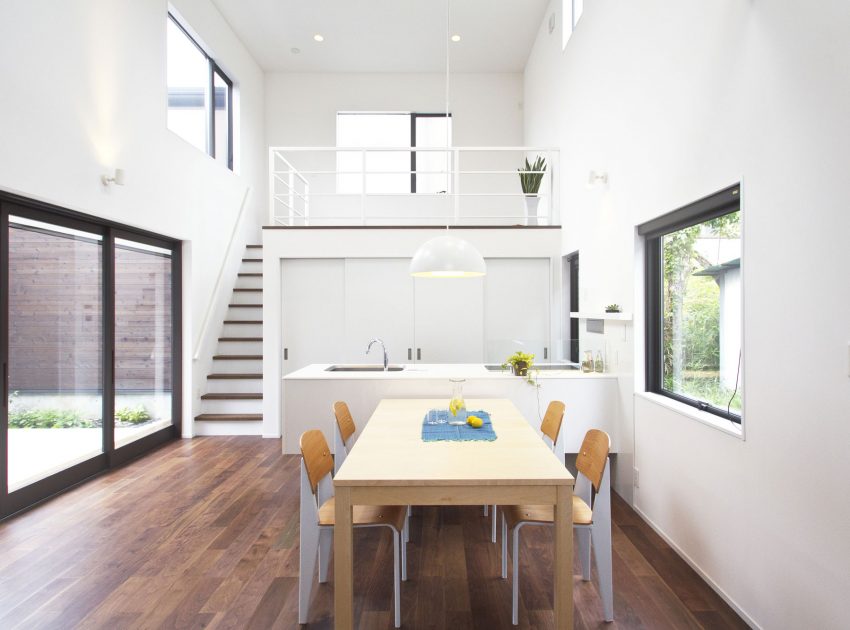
[0, 0, 267, 434]
[524, 0, 850, 627]
[265, 72, 523, 147]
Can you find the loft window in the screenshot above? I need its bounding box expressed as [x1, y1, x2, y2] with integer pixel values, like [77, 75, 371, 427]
[167, 13, 233, 170]
[562, 0, 585, 50]
[336, 112, 452, 194]
[641, 185, 743, 422]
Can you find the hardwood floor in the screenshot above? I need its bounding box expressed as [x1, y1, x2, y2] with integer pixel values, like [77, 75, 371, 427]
[0, 437, 748, 629]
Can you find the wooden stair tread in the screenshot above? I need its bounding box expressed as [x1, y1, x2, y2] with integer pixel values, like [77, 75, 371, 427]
[223, 320, 262, 324]
[237, 272, 262, 277]
[233, 288, 262, 292]
[200, 393, 263, 400]
[218, 337, 263, 341]
[228, 303, 263, 307]
[213, 355, 262, 360]
[207, 373, 262, 379]
[246, 244, 262, 249]
[242, 258, 262, 262]
[195, 413, 262, 422]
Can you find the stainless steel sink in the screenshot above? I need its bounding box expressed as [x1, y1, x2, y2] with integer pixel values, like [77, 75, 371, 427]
[484, 364, 580, 371]
[325, 364, 405, 372]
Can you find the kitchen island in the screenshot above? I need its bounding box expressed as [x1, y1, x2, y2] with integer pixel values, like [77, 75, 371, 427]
[281, 364, 619, 455]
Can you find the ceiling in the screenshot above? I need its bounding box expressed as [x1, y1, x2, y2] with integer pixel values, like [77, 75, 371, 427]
[209, 0, 550, 73]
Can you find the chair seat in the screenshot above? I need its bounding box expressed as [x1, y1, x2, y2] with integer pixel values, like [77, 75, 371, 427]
[503, 495, 593, 528]
[318, 497, 407, 531]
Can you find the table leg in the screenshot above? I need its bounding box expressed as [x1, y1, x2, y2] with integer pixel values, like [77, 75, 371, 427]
[554, 483, 574, 629]
[334, 486, 354, 629]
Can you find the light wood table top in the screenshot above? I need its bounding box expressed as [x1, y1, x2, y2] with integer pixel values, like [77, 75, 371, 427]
[335, 398, 574, 487]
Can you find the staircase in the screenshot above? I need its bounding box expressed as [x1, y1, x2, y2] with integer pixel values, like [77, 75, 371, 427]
[195, 245, 264, 433]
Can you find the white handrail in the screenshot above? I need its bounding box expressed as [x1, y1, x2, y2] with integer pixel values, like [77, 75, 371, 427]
[193, 187, 251, 360]
[268, 146, 560, 227]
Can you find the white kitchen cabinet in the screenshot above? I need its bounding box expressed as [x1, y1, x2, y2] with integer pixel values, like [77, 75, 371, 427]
[281, 259, 345, 375]
[483, 258, 551, 363]
[344, 258, 415, 364]
[413, 276, 484, 363]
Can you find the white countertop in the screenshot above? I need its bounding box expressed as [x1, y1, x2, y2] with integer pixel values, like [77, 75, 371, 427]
[283, 363, 617, 381]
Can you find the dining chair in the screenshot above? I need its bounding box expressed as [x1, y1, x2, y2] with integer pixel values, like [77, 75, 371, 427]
[298, 429, 408, 627]
[488, 400, 565, 542]
[334, 400, 411, 543]
[500, 428, 613, 624]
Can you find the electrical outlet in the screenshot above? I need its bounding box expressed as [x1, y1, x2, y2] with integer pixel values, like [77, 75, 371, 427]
[633, 467, 640, 488]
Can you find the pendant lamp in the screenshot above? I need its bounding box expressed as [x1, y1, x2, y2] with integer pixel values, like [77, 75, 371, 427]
[409, 234, 486, 277]
[409, 0, 486, 278]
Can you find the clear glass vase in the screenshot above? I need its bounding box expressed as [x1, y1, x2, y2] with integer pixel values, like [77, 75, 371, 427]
[449, 378, 467, 424]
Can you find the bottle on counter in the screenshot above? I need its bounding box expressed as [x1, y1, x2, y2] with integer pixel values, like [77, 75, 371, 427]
[594, 351, 604, 373]
[581, 351, 593, 373]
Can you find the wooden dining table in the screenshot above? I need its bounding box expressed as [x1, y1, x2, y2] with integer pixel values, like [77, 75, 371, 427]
[333, 398, 575, 628]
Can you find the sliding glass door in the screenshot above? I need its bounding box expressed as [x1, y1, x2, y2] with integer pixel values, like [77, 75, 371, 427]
[6, 215, 105, 492]
[0, 196, 181, 518]
[114, 237, 175, 448]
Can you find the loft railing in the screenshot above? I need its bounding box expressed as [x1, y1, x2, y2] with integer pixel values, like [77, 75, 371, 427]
[268, 147, 559, 227]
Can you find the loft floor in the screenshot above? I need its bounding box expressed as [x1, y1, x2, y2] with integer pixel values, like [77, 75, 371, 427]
[0, 437, 747, 629]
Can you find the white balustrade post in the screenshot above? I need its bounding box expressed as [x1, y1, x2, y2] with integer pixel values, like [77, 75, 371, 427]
[268, 148, 276, 225]
[453, 148, 461, 224]
[360, 148, 367, 225]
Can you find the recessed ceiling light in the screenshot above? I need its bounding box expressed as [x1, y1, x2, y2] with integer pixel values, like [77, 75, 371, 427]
[451, 34, 461, 42]
[313, 34, 324, 42]
[291, 47, 301, 54]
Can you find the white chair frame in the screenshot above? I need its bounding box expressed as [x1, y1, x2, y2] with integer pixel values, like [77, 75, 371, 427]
[488, 430, 560, 542]
[335, 419, 411, 543]
[501, 457, 613, 624]
[299, 458, 408, 627]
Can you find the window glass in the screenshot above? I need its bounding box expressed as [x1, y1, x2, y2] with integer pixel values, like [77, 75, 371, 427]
[213, 70, 230, 167]
[167, 17, 208, 153]
[661, 211, 742, 415]
[415, 116, 452, 194]
[166, 14, 233, 169]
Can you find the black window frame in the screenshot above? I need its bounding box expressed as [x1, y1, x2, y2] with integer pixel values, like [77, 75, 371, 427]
[410, 112, 452, 194]
[167, 12, 234, 171]
[640, 183, 742, 423]
[0, 190, 182, 520]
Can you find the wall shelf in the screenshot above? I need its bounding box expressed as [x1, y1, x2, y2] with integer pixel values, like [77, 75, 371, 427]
[570, 312, 632, 321]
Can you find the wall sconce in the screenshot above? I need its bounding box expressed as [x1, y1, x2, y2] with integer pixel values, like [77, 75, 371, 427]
[587, 170, 609, 188]
[101, 168, 125, 187]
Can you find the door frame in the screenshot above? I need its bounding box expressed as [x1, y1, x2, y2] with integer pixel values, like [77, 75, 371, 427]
[0, 191, 182, 519]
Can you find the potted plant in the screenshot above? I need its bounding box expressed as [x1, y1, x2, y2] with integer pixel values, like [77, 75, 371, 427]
[605, 303, 621, 313]
[501, 350, 535, 377]
[518, 156, 547, 225]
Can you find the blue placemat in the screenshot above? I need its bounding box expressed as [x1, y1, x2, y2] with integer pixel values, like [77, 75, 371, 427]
[421, 409, 497, 442]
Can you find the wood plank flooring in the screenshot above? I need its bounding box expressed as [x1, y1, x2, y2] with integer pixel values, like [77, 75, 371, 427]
[0, 437, 748, 629]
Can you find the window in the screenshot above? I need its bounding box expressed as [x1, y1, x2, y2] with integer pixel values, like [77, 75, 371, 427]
[562, 0, 585, 50]
[336, 112, 452, 194]
[167, 13, 233, 169]
[641, 185, 742, 422]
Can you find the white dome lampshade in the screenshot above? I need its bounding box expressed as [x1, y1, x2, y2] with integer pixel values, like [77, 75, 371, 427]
[409, 234, 486, 278]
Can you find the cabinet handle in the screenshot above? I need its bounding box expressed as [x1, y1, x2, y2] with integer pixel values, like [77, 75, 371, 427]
[417, 348, 421, 360]
[544, 347, 548, 360]
[284, 348, 288, 360]
[407, 348, 412, 360]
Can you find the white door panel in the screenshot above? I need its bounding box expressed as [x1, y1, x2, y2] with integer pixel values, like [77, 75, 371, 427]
[344, 259, 415, 364]
[414, 276, 484, 363]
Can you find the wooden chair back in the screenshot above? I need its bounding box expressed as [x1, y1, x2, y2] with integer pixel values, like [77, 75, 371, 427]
[576, 429, 611, 491]
[540, 400, 565, 447]
[333, 401, 356, 446]
[300, 430, 334, 495]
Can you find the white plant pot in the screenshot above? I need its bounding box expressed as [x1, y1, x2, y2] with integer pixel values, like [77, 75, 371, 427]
[524, 195, 540, 226]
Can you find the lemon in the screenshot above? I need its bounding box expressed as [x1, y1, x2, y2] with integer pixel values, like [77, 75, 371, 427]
[466, 415, 483, 428]
[449, 398, 465, 416]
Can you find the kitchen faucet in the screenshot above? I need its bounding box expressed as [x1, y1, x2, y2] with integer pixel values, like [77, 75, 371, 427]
[366, 338, 388, 371]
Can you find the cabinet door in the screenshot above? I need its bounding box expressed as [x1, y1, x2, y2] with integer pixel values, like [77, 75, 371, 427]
[483, 258, 550, 363]
[281, 259, 345, 375]
[344, 259, 415, 364]
[414, 276, 484, 363]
